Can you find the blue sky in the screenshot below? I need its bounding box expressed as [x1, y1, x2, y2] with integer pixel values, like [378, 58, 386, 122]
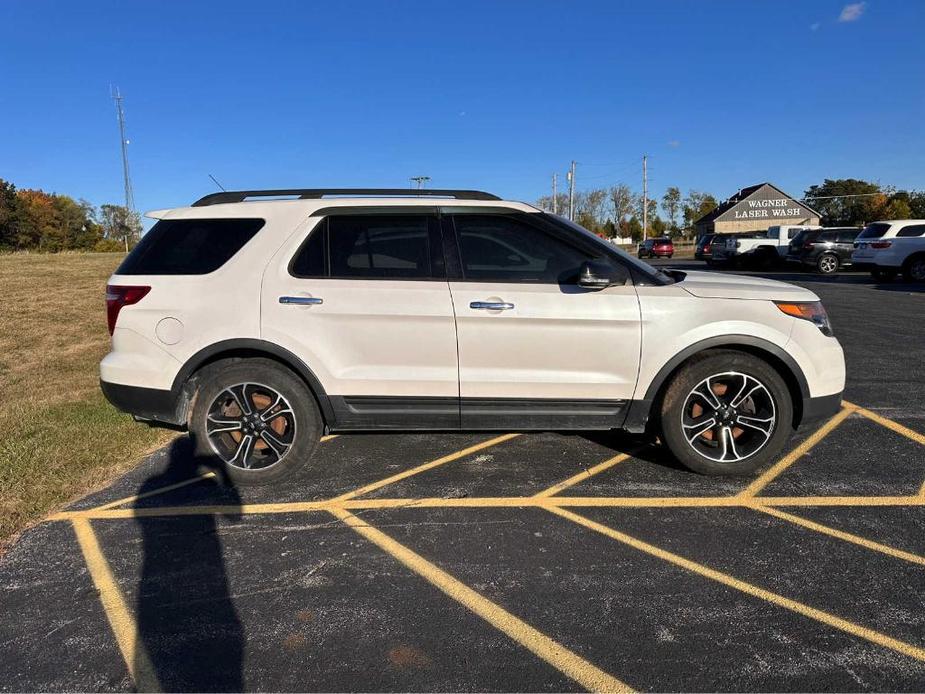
[1, 0, 923, 218]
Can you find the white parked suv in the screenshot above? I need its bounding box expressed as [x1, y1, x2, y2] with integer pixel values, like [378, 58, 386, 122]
[101, 189, 845, 483]
[851, 220, 925, 282]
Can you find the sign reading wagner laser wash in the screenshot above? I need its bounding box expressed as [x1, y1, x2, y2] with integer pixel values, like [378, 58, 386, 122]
[715, 184, 816, 223]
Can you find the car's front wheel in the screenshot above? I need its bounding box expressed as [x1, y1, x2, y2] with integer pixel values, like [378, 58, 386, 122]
[659, 350, 793, 475]
[189, 358, 322, 485]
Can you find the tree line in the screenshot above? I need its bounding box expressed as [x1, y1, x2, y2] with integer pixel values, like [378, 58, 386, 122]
[536, 178, 925, 243]
[0, 178, 141, 252]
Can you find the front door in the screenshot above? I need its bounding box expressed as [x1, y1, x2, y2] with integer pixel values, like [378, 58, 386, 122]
[262, 211, 459, 428]
[445, 212, 641, 429]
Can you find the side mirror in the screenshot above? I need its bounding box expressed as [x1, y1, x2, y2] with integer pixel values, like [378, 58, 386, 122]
[578, 260, 627, 289]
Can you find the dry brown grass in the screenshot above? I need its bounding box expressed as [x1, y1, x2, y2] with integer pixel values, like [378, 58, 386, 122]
[0, 253, 172, 547]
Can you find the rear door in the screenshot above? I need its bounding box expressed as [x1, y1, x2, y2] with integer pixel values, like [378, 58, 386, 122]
[262, 210, 460, 428]
[444, 211, 641, 429]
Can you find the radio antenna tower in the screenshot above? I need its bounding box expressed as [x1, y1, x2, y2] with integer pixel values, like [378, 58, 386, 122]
[111, 86, 135, 212]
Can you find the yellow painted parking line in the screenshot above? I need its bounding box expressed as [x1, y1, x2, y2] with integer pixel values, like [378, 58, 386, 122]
[737, 404, 856, 499]
[545, 506, 925, 663]
[534, 451, 634, 498]
[750, 505, 925, 567]
[89, 472, 217, 512]
[71, 518, 161, 692]
[846, 402, 925, 447]
[85, 434, 339, 513]
[48, 492, 925, 521]
[330, 507, 632, 693]
[331, 433, 520, 501]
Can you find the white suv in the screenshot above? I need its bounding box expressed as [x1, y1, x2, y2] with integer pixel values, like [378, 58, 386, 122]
[101, 189, 845, 483]
[851, 219, 925, 282]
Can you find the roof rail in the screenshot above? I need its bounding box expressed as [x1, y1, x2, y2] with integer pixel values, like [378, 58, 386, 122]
[191, 188, 501, 207]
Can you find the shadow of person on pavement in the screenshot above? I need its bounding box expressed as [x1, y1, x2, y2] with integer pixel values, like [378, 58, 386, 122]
[134, 436, 244, 692]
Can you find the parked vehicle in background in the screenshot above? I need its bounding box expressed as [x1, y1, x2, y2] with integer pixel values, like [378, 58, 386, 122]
[717, 225, 820, 267]
[100, 188, 844, 481]
[694, 234, 716, 261]
[785, 227, 862, 275]
[852, 220, 925, 282]
[638, 237, 674, 259]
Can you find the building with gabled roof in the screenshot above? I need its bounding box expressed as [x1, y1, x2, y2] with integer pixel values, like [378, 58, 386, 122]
[694, 182, 821, 238]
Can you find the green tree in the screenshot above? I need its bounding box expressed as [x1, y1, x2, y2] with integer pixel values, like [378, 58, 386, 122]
[803, 179, 883, 225]
[682, 190, 718, 234]
[0, 179, 19, 250]
[661, 186, 681, 231]
[99, 204, 142, 249]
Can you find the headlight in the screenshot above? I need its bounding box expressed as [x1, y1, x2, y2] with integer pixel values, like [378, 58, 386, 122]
[775, 301, 833, 336]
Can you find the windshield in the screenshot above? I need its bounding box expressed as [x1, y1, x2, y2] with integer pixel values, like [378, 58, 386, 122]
[858, 222, 890, 239]
[542, 213, 676, 285]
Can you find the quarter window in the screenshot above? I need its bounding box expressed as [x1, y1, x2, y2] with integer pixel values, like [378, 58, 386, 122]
[453, 214, 592, 283]
[897, 224, 925, 238]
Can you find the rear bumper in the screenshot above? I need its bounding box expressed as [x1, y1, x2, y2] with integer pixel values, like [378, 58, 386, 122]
[100, 379, 185, 427]
[800, 391, 844, 426]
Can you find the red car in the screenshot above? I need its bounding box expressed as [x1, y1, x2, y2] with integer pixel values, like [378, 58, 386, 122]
[638, 237, 674, 259]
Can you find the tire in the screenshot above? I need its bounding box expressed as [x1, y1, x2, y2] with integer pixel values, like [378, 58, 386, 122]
[815, 253, 839, 275]
[871, 268, 897, 283]
[189, 358, 322, 485]
[902, 254, 925, 283]
[658, 350, 794, 476]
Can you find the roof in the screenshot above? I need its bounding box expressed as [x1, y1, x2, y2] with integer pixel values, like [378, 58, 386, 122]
[694, 182, 822, 226]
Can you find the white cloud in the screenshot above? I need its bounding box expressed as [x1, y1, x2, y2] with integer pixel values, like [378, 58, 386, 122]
[810, 22, 821, 31]
[838, 2, 866, 22]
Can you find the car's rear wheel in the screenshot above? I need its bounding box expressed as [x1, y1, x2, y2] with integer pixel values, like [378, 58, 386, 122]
[902, 254, 925, 283]
[189, 358, 321, 485]
[659, 350, 793, 475]
[871, 268, 897, 282]
[816, 253, 839, 275]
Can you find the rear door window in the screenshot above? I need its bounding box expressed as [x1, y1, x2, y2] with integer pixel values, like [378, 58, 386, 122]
[837, 229, 860, 243]
[290, 214, 444, 280]
[820, 231, 838, 243]
[116, 218, 265, 275]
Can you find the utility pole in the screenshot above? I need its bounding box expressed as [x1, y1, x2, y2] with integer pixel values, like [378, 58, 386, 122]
[567, 160, 576, 221]
[642, 154, 648, 241]
[409, 176, 430, 189]
[552, 172, 558, 215]
[111, 87, 134, 252]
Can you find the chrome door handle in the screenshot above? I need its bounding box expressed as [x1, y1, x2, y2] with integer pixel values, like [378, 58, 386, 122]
[470, 301, 514, 310]
[279, 296, 323, 305]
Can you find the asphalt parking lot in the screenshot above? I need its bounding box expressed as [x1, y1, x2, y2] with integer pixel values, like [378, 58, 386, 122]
[1, 262, 923, 692]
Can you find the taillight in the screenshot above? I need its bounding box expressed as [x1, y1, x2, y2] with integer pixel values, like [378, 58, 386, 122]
[871, 241, 892, 249]
[106, 285, 150, 335]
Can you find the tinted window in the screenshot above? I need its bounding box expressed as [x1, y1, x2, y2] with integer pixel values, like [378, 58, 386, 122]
[654, 237, 671, 244]
[788, 228, 802, 239]
[897, 224, 925, 238]
[289, 220, 327, 277]
[767, 228, 779, 240]
[837, 229, 861, 243]
[858, 223, 891, 239]
[454, 214, 592, 283]
[820, 231, 838, 242]
[116, 218, 264, 275]
[329, 216, 434, 278]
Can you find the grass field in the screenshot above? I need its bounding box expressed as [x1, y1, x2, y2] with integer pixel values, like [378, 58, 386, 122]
[0, 253, 172, 549]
